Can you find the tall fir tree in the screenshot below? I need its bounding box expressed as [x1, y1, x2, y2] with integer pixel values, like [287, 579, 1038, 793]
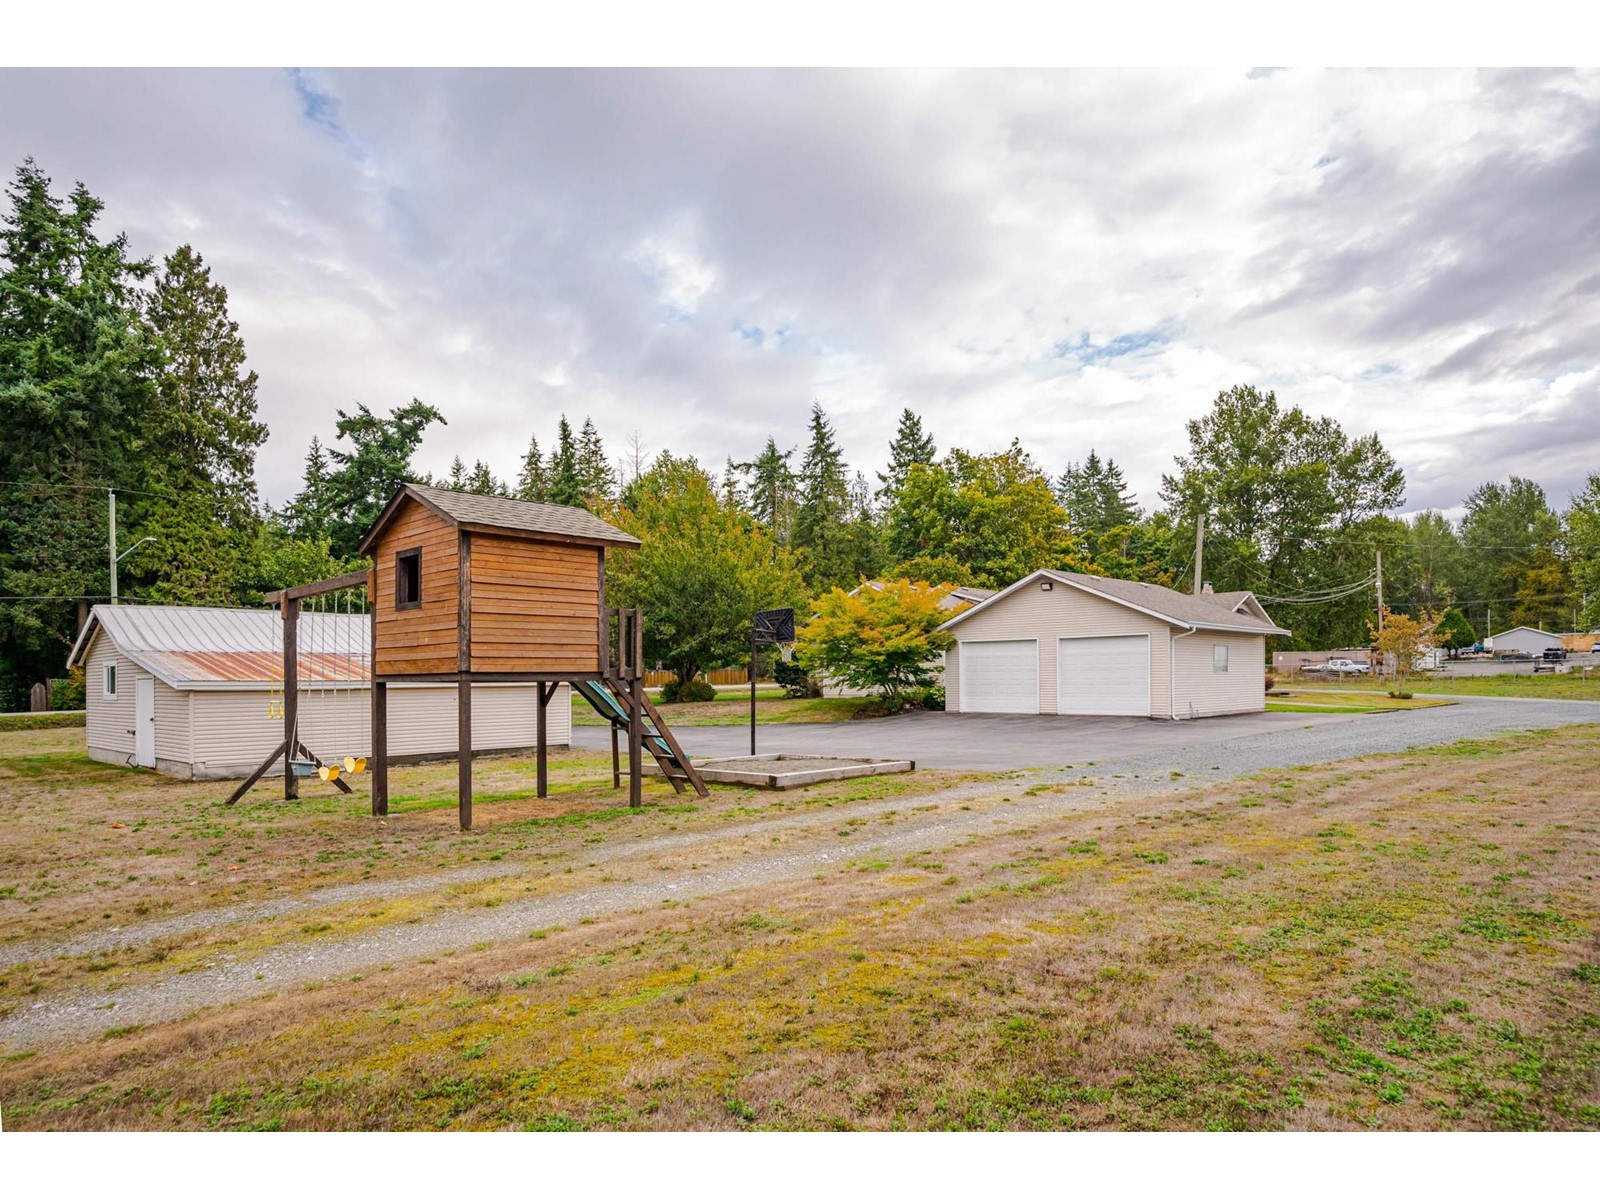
[546, 415, 583, 507]
[446, 454, 469, 490]
[282, 437, 332, 541]
[742, 438, 797, 544]
[0, 161, 157, 701]
[467, 459, 502, 496]
[876, 408, 937, 505]
[576, 416, 615, 506]
[516, 434, 548, 501]
[314, 398, 446, 558]
[1055, 449, 1140, 539]
[793, 403, 856, 592]
[135, 244, 269, 605]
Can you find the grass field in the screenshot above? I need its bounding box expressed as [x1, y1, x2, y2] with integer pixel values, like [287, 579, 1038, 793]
[3, 719, 1598, 1130]
[1296, 673, 1600, 703]
[1266, 690, 1455, 715]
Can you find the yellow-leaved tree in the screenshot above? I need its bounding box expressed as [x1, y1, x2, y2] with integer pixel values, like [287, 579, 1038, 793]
[796, 580, 955, 705]
[1370, 608, 1441, 696]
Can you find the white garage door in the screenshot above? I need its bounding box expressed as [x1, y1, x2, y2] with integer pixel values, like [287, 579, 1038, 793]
[960, 640, 1038, 713]
[1058, 635, 1150, 716]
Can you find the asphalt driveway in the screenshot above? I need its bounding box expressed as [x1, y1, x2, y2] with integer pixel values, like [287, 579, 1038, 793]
[574, 697, 1600, 776]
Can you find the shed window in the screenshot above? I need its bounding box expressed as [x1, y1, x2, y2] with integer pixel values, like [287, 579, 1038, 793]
[395, 548, 422, 609]
[1213, 645, 1229, 673]
[104, 663, 118, 698]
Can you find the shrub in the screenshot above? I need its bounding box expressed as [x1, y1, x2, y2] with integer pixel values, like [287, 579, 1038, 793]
[772, 658, 822, 699]
[1264, 672, 1276, 693]
[917, 685, 946, 711]
[660, 677, 717, 703]
[51, 668, 86, 711]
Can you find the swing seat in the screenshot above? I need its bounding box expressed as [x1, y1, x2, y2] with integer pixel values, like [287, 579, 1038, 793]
[289, 759, 320, 778]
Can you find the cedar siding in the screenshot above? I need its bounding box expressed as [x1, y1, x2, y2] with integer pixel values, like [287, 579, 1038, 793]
[372, 498, 460, 677]
[468, 534, 602, 675]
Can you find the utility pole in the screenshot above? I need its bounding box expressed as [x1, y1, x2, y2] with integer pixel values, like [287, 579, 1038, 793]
[1375, 548, 1384, 632]
[1192, 510, 1206, 596]
[108, 489, 118, 605]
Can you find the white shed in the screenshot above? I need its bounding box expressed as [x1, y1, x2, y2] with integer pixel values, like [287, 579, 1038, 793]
[938, 571, 1289, 719]
[1485, 626, 1563, 655]
[66, 605, 570, 780]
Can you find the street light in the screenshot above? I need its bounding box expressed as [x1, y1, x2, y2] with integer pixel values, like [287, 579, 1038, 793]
[111, 537, 155, 605]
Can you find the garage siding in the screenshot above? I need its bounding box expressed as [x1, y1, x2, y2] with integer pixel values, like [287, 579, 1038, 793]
[1170, 632, 1266, 718]
[948, 584, 1172, 716]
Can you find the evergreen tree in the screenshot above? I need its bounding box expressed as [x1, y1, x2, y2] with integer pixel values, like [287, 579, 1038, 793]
[0, 160, 157, 700]
[742, 437, 797, 544]
[546, 415, 583, 507]
[1055, 450, 1140, 539]
[516, 435, 548, 501]
[446, 455, 469, 490]
[467, 460, 502, 496]
[720, 457, 745, 509]
[135, 245, 269, 605]
[793, 404, 855, 591]
[876, 408, 937, 504]
[576, 417, 614, 506]
[313, 398, 446, 559]
[281, 437, 332, 541]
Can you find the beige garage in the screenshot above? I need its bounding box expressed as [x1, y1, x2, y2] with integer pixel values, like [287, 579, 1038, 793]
[940, 570, 1288, 719]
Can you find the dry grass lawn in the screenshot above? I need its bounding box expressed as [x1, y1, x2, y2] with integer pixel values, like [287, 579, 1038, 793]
[2, 724, 1598, 1130]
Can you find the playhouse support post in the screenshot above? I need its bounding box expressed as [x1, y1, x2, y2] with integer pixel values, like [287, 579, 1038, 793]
[283, 597, 300, 801]
[536, 681, 550, 798]
[628, 611, 643, 808]
[611, 723, 620, 790]
[372, 680, 388, 816]
[458, 673, 473, 831]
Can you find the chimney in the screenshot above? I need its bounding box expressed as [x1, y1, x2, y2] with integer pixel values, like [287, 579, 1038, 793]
[1202, 582, 1214, 595]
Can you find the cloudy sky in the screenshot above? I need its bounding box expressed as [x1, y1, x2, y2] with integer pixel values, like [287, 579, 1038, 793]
[4, 68, 1598, 515]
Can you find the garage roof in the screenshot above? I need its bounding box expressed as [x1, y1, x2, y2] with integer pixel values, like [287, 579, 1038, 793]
[938, 570, 1291, 636]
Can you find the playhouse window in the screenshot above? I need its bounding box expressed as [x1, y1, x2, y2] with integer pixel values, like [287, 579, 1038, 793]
[104, 663, 118, 698]
[1213, 644, 1229, 673]
[395, 548, 422, 609]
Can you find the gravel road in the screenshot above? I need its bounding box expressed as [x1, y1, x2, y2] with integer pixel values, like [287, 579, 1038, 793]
[3, 696, 1594, 1051]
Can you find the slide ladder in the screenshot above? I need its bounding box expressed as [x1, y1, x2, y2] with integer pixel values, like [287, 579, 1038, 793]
[570, 679, 709, 797]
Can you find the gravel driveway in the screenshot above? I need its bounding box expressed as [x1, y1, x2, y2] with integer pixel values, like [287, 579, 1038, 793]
[4, 696, 1594, 1051]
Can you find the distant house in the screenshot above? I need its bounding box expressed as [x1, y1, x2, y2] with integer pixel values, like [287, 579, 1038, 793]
[1486, 626, 1564, 656]
[938, 572, 1289, 718]
[66, 605, 568, 780]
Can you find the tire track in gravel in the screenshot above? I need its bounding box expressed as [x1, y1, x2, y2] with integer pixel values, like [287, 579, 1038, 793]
[0, 777, 1171, 1051]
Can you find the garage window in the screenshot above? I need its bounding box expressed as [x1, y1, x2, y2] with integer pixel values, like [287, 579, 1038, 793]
[1213, 645, 1229, 673]
[104, 663, 118, 698]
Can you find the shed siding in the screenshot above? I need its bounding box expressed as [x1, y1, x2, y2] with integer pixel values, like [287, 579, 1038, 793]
[469, 534, 601, 674]
[154, 679, 191, 767]
[1170, 632, 1266, 718]
[949, 585, 1172, 716]
[184, 683, 570, 781]
[373, 498, 460, 677]
[84, 632, 135, 763]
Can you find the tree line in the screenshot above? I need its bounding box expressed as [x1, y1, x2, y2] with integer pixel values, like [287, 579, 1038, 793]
[3, 160, 1598, 702]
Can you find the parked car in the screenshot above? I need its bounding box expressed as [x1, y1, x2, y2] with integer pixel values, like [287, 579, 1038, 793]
[1316, 658, 1370, 676]
[1542, 647, 1568, 662]
[1499, 651, 1535, 662]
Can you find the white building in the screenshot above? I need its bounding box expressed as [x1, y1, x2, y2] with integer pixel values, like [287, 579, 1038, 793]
[1485, 626, 1564, 655]
[66, 605, 570, 780]
[939, 571, 1288, 719]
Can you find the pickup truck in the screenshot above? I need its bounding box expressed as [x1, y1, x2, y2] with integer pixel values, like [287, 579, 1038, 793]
[1315, 658, 1371, 676]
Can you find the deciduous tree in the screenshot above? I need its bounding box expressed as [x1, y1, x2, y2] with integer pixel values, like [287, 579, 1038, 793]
[796, 579, 954, 702]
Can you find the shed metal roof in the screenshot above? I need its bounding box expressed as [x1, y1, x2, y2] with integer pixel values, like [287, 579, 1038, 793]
[68, 605, 370, 690]
[357, 484, 641, 554]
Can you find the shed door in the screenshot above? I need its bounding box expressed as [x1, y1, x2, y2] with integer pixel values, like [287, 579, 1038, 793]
[1058, 636, 1150, 716]
[134, 675, 156, 768]
[959, 640, 1039, 714]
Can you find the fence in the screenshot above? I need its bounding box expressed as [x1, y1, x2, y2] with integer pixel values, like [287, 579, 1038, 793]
[642, 666, 770, 689]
